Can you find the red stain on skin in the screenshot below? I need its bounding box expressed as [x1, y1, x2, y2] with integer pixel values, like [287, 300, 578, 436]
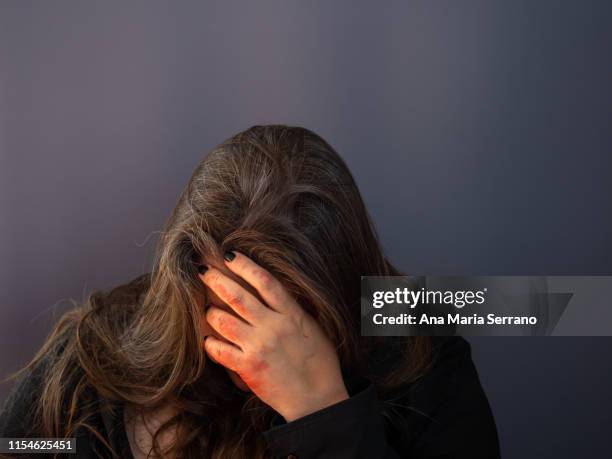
[204, 336, 237, 369]
[210, 311, 238, 342]
[238, 358, 269, 393]
[250, 358, 269, 373]
[239, 373, 262, 393]
[214, 283, 249, 318]
[213, 283, 229, 298]
[212, 341, 224, 362]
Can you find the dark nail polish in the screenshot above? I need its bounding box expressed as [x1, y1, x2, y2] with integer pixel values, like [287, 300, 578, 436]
[223, 251, 236, 262]
[198, 264, 208, 274]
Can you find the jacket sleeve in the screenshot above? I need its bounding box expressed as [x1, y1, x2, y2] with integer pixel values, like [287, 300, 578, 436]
[263, 337, 500, 459]
[263, 377, 399, 459]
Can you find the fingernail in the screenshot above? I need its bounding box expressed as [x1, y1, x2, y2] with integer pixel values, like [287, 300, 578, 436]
[223, 251, 236, 262]
[198, 264, 208, 274]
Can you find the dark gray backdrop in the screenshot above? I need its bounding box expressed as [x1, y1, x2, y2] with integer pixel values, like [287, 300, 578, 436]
[1, 1, 611, 457]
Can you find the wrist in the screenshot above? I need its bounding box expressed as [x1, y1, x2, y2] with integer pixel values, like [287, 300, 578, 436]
[281, 382, 349, 422]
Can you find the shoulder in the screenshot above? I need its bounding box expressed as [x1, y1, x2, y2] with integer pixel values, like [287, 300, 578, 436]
[0, 272, 151, 437]
[427, 336, 476, 382]
[0, 329, 64, 437]
[405, 337, 491, 421]
[382, 337, 500, 458]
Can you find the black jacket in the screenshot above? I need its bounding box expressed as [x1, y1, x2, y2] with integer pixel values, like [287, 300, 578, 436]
[0, 334, 499, 458]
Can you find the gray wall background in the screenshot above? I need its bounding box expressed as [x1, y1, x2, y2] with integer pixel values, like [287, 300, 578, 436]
[1, 1, 611, 457]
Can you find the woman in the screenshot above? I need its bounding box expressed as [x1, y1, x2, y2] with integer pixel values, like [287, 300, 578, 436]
[0, 125, 500, 458]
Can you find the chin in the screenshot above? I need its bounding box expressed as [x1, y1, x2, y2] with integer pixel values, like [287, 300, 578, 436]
[227, 369, 251, 392]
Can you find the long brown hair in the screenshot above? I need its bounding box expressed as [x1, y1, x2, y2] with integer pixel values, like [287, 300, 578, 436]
[13, 125, 430, 458]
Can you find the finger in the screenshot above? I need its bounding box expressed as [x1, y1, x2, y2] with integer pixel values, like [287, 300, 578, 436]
[205, 306, 252, 348]
[222, 251, 292, 314]
[199, 267, 269, 325]
[204, 336, 243, 372]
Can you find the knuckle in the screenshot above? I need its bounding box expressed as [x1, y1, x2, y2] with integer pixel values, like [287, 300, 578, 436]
[245, 349, 266, 371]
[251, 334, 276, 355]
[207, 309, 232, 333]
[217, 315, 234, 334]
[255, 269, 274, 290]
[275, 317, 295, 338]
[206, 270, 220, 284]
[226, 292, 244, 307]
[215, 345, 223, 360]
[289, 306, 306, 324]
[248, 348, 271, 373]
[278, 310, 301, 334]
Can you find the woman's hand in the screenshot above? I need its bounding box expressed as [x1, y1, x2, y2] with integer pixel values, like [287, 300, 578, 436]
[198, 251, 349, 422]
